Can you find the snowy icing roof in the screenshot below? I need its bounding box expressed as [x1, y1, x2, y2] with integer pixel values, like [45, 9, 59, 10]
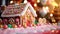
[1, 3, 37, 17]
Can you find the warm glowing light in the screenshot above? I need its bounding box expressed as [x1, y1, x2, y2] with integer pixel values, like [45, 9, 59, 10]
[24, 0, 27, 3]
[46, 7, 49, 10]
[10, 1, 13, 4]
[50, 14, 53, 17]
[50, 1, 58, 7]
[45, 7, 49, 12]
[51, 11, 54, 13]
[34, 3, 37, 7]
[37, 0, 40, 3]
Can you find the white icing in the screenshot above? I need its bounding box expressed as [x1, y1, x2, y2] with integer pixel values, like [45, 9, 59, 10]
[1, 2, 37, 17]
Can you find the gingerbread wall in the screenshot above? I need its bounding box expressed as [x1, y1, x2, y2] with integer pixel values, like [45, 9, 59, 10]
[21, 9, 35, 26]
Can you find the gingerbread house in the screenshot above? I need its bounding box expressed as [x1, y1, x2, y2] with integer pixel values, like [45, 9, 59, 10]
[1, 3, 37, 26]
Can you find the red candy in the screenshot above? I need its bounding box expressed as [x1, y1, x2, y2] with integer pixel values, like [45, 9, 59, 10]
[17, 25, 21, 28]
[3, 25, 8, 29]
[15, 18, 19, 23]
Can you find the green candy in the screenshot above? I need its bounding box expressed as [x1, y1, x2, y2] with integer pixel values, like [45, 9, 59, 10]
[8, 24, 12, 28]
[34, 20, 38, 25]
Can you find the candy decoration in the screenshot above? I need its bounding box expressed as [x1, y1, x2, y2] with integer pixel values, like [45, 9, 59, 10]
[15, 18, 19, 25]
[38, 18, 43, 24]
[12, 24, 17, 28]
[17, 24, 21, 28]
[0, 25, 3, 28]
[34, 20, 38, 25]
[31, 23, 34, 26]
[16, 18, 19, 23]
[8, 24, 12, 28]
[3, 25, 8, 29]
[43, 18, 46, 24]
[32, 22, 36, 26]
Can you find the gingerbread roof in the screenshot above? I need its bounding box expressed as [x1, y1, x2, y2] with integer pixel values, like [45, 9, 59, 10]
[1, 3, 37, 17]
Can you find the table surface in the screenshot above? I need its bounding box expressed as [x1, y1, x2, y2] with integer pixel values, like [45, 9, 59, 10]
[0, 25, 60, 34]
